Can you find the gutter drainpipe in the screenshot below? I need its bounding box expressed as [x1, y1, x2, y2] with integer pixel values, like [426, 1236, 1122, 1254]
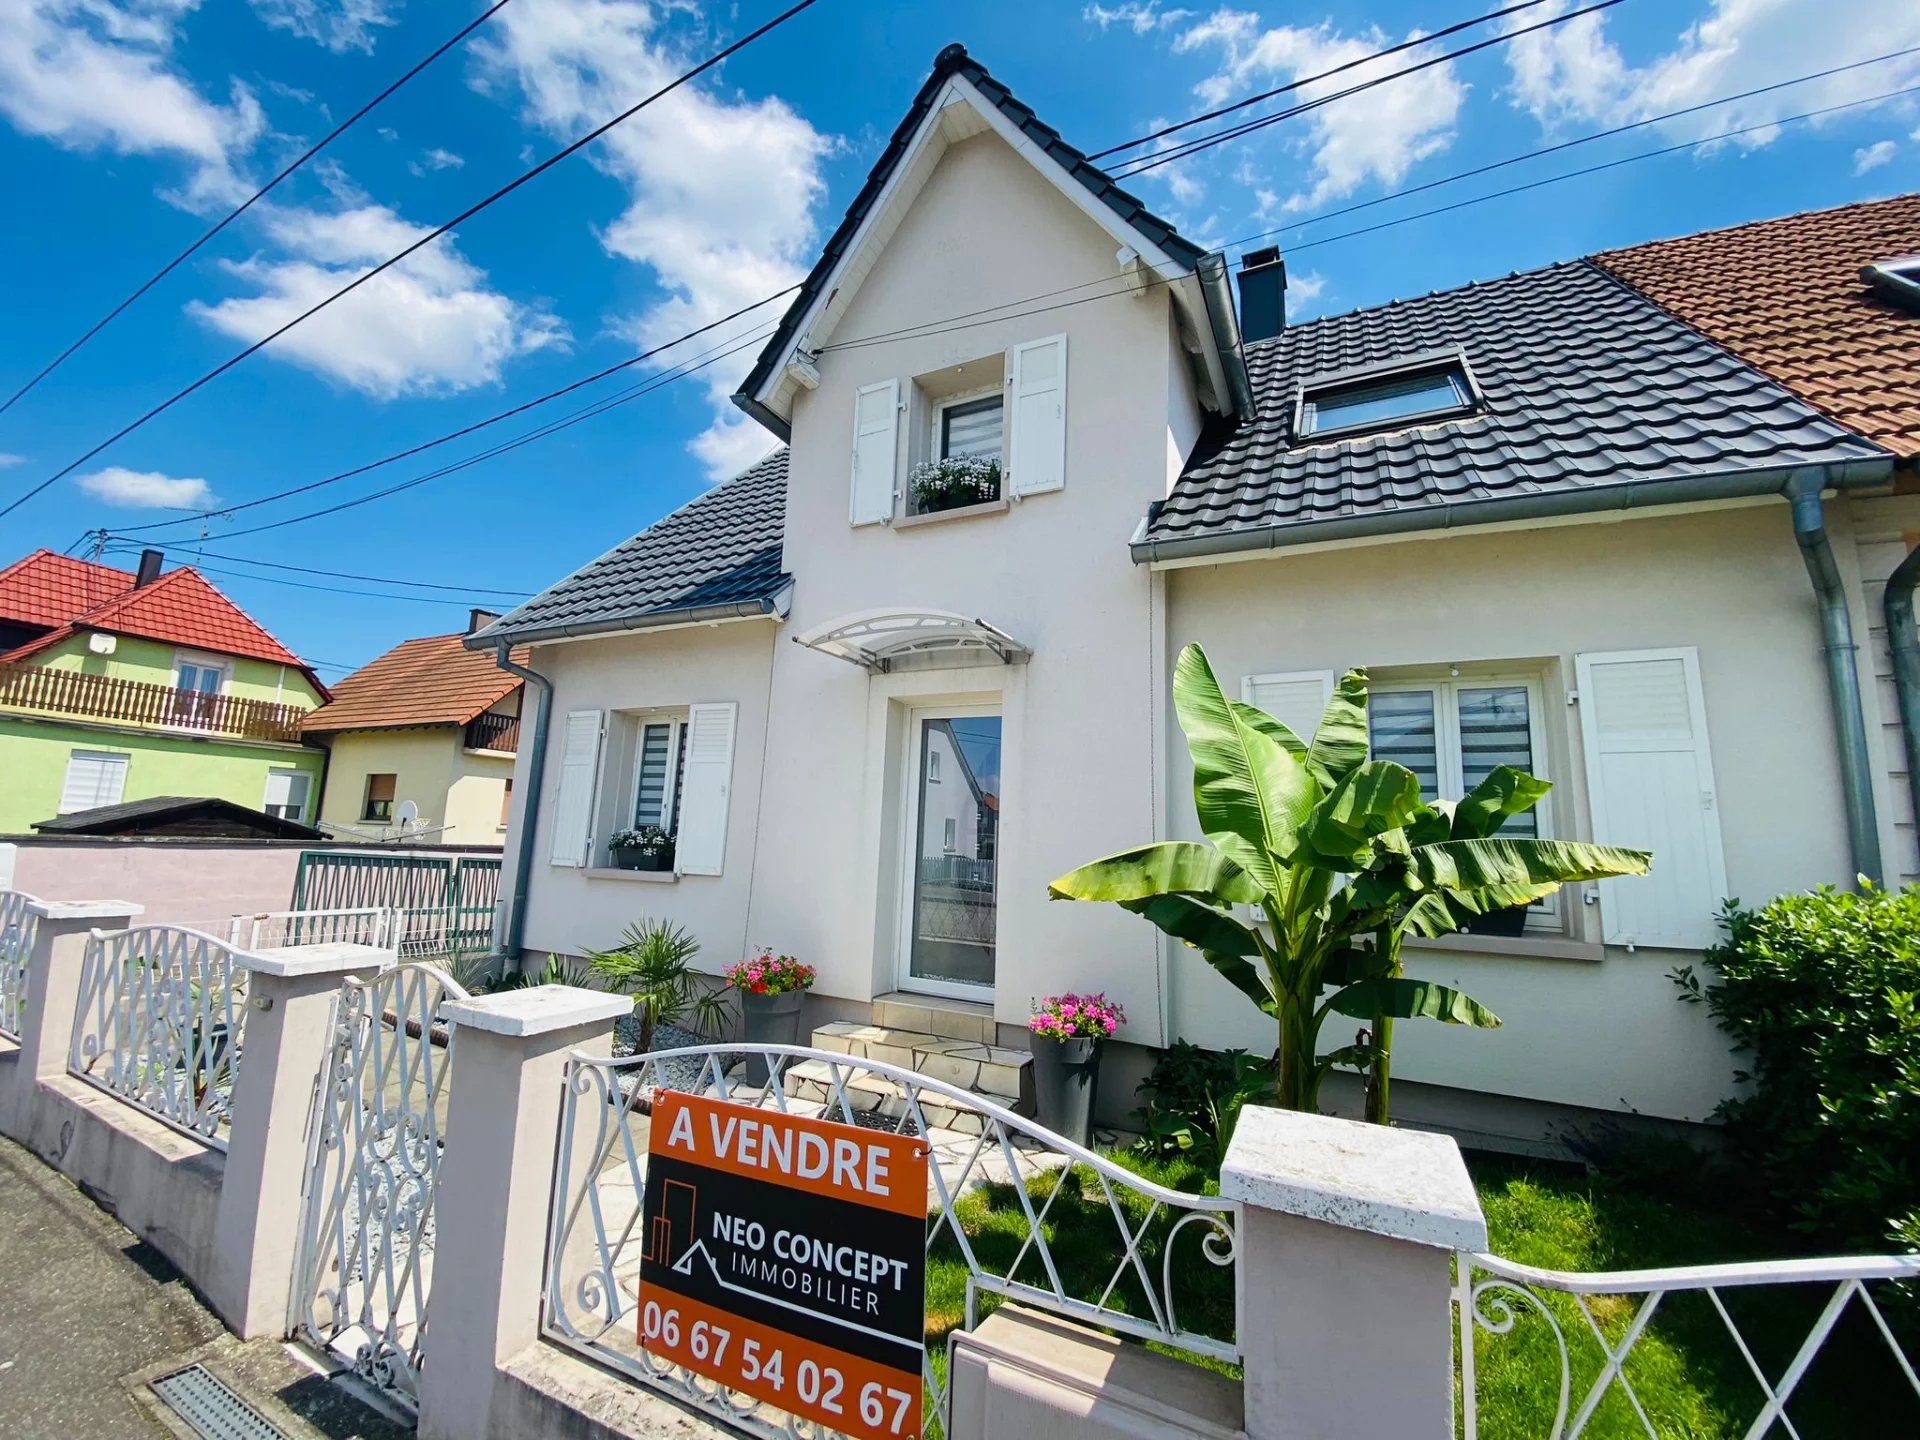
[1787, 470, 1883, 886]
[1882, 537, 1920, 866]
[491, 643, 553, 962]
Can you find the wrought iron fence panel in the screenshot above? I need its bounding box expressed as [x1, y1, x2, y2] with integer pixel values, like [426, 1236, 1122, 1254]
[0, 888, 39, 1040]
[544, 1044, 1238, 1440]
[293, 962, 468, 1411]
[1455, 1249, 1920, 1439]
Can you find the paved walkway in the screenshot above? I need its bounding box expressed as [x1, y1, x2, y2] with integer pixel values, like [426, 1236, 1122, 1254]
[0, 1136, 410, 1440]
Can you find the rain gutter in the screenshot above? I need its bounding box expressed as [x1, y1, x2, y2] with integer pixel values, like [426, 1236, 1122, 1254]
[461, 586, 793, 652]
[1194, 252, 1255, 424]
[490, 643, 551, 961]
[1882, 531, 1920, 853]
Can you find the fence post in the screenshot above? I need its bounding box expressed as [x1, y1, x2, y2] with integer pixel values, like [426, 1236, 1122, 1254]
[5, 900, 142, 1141]
[416, 986, 629, 1440]
[1221, 1107, 1486, 1440]
[210, 941, 395, 1339]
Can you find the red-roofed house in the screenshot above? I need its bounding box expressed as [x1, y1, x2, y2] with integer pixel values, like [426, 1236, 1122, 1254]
[0, 547, 327, 832]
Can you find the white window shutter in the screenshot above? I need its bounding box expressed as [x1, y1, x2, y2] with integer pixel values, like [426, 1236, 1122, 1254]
[548, 710, 602, 867]
[1574, 648, 1728, 948]
[1243, 670, 1335, 750]
[1008, 334, 1067, 497]
[675, 702, 738, 877]
[60, 750, 128, 813]
[850, 379, 899, 526]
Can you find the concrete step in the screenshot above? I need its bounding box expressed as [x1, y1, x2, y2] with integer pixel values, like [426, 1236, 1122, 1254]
[783, 1049, 1033, 1135]
[872, 991, 997, 1045]
[809, 1021, 1031, 1106]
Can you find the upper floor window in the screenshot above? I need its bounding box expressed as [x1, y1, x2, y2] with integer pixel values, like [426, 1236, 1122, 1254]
[263, 767, 311, 822]
[632, 716, 689, 835]
[939, 393, 1004, 462]
[172, 649, 230, 726]
[363, 772, 395, 823]
[1296, 353, 1477, 443]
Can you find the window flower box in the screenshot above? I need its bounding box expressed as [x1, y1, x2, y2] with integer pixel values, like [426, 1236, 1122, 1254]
[910, 456, 1001, 515]
[609, 826, 674, 872]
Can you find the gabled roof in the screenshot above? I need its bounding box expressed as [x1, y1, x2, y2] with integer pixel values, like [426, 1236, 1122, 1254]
[732, 44, 1247, 439]
[29, 795, 324, 839]
[0, 549, 322, 688]
[466, 448, 791, 649]
[1594, 195, 1920, 460]
[301, 633, 527, 735]
[1139, 260, 1893, 560]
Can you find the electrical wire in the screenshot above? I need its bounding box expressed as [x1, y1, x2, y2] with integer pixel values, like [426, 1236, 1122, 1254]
[0, 0, 824, 522]
[0, 0, 522, 419]
[101, 546, 534, 595]
[137, 560, 511, 606]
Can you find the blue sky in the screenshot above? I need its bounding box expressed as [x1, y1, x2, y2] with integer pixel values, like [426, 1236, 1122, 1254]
[2, 0, 1916, 681]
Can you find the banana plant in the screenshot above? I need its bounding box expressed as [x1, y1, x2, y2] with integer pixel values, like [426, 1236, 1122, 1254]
[1048, 644, 1652, 1117]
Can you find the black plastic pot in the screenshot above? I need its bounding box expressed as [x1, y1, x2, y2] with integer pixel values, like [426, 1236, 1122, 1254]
[740, 989, 804, 1086]
[1465, 903, 1530, 938]
[1030, 1034, 1100, 1148]
[613, 848, 673, 872]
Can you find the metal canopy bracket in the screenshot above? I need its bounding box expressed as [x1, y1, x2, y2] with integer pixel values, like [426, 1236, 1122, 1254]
[792, 607, 1031, 674]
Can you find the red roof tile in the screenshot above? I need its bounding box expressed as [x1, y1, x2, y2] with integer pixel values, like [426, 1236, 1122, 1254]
[1594, 195, 1920, 460]
[0, 550, 135, 628]
[300, 633, 525, 733]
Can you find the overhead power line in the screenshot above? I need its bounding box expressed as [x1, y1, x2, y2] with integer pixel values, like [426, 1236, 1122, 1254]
[1112, 0, 1629, 179]
[1089, 0, 1556, 162]
[0, 0, 520, 419]
[0, 0, 824, 523]
[108, 548, 535, 596]
[113, 556, 514, 607]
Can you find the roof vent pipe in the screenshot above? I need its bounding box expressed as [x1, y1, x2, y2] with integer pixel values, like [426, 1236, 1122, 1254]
[1787, 470, 1882, 886]
[1237, 247, 1287, 343]
[134, 549, 163, 588]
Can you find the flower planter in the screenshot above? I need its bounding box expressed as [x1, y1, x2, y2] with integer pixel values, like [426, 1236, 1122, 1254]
[1465, 902, 1530, 938]
[1030, 1034, 1100, 1148]
[740, 989, 804, 1086]
[613, 849, 672, 872]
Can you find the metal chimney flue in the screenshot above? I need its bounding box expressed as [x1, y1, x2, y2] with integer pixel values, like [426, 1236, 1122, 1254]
[1237, 247, 1288, 343]
[134, 549, 164, 588]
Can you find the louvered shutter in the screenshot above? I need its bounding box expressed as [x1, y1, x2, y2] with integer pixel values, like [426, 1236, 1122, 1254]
[850, 379, 899, 526]
[1574, 648, 1727, 948]
[675, 702, 738, 877]
[1008, 334, 1067, 497]
[60, 750, 128, 813]
[1243, 671, 1335, 751]
[548, 710, 602, 868]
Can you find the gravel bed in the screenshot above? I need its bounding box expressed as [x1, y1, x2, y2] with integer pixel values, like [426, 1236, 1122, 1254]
[611, 1018, 740, 1097]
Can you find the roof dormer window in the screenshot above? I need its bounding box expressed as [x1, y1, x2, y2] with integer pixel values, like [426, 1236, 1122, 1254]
[1862, 258, 1920, 314]
[1295, 351, 1479, 444]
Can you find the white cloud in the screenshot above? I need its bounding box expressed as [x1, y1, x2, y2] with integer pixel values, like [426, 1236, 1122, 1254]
[1288, 269, 1325, 301]
[1853, 139, 1898, 174]
[1084, 2, 1189, 34]
[75, 466, 220, 510]
[1503, 0, 1920, 150]
[0, 0, 263, 207]
[408, 145, 464, 176]
[248, 0, 398, 54]
[1172, 11, 1467, 210]
[0, 453, 24, 468]
[186, 199, 568, 398]
[473, 0, 831, 479]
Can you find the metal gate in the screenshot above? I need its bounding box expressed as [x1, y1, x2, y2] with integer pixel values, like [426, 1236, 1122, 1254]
[291, 962, 469, 1408]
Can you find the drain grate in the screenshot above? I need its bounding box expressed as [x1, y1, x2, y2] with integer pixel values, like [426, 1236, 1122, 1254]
[150, 1364, 287, 1440]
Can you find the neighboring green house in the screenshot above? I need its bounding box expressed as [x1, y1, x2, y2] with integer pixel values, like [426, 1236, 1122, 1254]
[0, 547, 328, 833]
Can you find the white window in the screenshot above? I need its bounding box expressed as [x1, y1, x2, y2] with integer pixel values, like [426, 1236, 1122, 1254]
[173, 651, 229, 695]
[1574, 647, 1727, 949]
[943, 817, 958, 853]
[1295, 354, 1476, 443]
[263, 768, 311, 822]
[1007, 334, 1067, 497]
[630, 717, 689, 835]
[1243, 670, 1335, 750]
[61, 749, 128, 813]
[928, 749, 942, 784]
[1369, 676, 1559, 927]
[937, 392, 1004, 462]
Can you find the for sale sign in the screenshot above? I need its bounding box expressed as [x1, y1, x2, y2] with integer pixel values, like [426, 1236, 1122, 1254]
[636, 1089, 929, 1440]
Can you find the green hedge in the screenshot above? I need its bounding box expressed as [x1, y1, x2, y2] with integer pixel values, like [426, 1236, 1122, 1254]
[1678, 884, 1920, 1252]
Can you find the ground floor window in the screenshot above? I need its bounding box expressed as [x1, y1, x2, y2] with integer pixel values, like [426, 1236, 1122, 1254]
[631, 717, 689, 836]
[263, 767, 311, 822]
[60, 749, 128, 813]
[904, 713, 1001, 994]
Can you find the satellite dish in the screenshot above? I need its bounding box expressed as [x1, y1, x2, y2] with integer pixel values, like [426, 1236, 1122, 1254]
[396, 800, 419, 832]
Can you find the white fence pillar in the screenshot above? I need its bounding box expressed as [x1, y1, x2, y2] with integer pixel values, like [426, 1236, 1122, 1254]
[5, 900, 141, 1141]
[416, 986, 629, 1440]
[211, 942, 394, 1339]
[1222, 1107, 1486, 1440]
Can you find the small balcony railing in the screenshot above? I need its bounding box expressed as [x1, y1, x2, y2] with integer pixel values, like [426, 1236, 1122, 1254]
[0, 661, 311, 743]
[463, 711, 520, 753]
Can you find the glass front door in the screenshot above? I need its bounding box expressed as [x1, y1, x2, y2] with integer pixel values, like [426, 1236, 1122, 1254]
[903, 712, 1000, 995]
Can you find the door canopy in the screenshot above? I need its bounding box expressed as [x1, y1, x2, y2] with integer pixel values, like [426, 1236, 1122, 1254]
[793, 608, 1031, 673]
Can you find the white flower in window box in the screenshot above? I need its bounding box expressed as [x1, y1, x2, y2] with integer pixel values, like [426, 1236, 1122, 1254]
[909, 455, 1001, 514]
[609, 825, 674, 872]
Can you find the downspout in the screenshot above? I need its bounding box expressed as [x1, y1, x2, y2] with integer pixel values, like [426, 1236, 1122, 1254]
[1882, 538, 1920, 859]
[492, 643, 553, 960]
[1787, 470, 1883, 886]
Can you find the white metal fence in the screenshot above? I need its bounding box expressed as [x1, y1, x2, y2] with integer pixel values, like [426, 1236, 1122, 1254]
[67, 924, 250, 1148]
[543, 1044, 1238, 1440]
[1455, 1249, 1920, 1437]
[0, 888, 38, 1040]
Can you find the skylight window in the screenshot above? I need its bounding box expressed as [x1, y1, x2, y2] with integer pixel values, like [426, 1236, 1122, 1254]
[1295, 354, 1478, 442]
[1862, 258, 1920, 315]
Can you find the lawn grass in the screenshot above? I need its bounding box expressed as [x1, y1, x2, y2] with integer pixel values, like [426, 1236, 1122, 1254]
[924, 1148, 1918, 1439]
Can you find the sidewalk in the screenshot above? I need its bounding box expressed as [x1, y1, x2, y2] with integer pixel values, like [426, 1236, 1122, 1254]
[0, 1135, 410, 1440]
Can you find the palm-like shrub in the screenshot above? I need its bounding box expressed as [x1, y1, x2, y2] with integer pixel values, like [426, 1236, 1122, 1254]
[586, 918, 727, 1053]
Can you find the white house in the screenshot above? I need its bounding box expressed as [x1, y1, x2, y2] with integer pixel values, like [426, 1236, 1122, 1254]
[470, 46, 1920, 1149]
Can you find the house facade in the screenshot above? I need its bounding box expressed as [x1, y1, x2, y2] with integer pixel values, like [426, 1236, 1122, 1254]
[301, 613, 524, 846]
[471, 46, 1919, 1146]
[0, 547, 326, 834]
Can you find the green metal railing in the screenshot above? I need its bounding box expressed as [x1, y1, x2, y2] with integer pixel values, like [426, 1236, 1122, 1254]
[289, 851, 501, 958]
